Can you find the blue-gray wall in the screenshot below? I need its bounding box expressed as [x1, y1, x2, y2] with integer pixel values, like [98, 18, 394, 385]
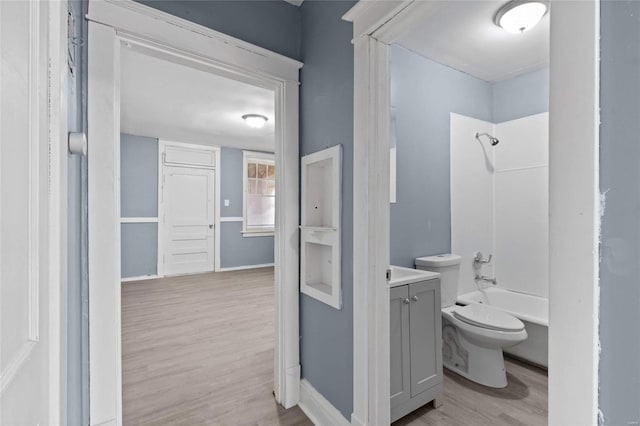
[300, 1, 356, 419]
[119, 137, 273, 277]
[390, 46, 494, 267]
[66, 0, 88, 424]
[121, 223, 158, 277]
[599, 1, 640, 424]
[120, 134, 158, 217]
[390, 45, 549, 269]
[135, 0, 301, 60]
[220, 148, 244, 217]
[493, 68, 549, 123]
[219, 147, 274, 269]
[120, 134, 159, 278]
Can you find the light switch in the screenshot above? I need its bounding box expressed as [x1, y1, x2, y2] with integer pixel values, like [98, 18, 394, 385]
[224, 199, 230, 207]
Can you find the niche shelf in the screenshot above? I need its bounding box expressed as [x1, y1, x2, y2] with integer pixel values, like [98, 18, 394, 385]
[300, 145, 342, 309]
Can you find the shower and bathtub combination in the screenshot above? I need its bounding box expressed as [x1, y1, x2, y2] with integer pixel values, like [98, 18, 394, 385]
[415, 111, 550, 386]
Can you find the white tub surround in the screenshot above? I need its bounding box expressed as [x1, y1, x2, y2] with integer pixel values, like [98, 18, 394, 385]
[458, 287, 549, 367]
[450, 112, 549, 299]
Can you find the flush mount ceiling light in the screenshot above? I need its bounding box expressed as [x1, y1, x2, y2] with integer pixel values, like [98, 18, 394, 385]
[495, 0, 548, 34]
[242, 114, 268, 129]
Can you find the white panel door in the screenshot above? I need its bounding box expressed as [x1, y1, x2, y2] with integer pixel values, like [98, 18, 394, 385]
[162, 165, 215, 276]
[1, 0, 57, 424]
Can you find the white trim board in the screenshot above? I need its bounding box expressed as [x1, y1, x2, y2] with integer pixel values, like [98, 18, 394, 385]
[119, 217, 158, 223]
[220, 216, 243, 222]
[87, 1, 302, 424]
[344, 1, 600, 425]
[218, 263, 275, 272]
[298, 379, 350, 426]
[121, 275, 160, 283]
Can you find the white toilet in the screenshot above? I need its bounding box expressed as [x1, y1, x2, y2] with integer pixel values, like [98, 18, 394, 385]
[415, 254, 527, 388]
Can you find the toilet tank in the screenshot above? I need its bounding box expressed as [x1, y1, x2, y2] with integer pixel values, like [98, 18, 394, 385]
[415, 254, 462, 308]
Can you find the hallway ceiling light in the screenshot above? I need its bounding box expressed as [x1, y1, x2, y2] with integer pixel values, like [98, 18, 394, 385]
[495, 0, 548, 34]
[242, 114, 268, 129]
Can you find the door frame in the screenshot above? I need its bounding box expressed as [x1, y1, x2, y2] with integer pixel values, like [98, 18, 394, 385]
[344, 1, 600, 425]
[87, 1, 303, 424]
[157, 140, 220, 277]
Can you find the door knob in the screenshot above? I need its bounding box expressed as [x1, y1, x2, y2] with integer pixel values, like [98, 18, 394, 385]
[403, 298, 410, 304]
[411, 295, 419, 302]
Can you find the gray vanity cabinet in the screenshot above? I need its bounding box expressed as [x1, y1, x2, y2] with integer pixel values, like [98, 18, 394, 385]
[390, 278, 443, 422]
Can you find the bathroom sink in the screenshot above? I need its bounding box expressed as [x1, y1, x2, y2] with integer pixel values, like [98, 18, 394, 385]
[388, 265, 440, 287]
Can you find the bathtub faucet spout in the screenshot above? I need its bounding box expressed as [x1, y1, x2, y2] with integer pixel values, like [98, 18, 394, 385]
[475, 274, 497, 285]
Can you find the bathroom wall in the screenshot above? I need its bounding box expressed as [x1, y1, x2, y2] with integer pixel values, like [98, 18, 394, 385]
[119, 134, 274, 278]
[299, 1, 356, 419]
[450, 113, 549, 298]
[390, 44, 549, 277]
[390, 45, 493, 268]
[493, 68, 549, 124]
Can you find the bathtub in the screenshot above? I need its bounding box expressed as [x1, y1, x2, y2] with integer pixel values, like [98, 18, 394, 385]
[457, 287, 548, 368]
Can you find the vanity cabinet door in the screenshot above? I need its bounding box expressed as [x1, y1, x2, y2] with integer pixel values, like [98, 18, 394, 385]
[409, 279, 442, 397]
[390, 285, 411, 410]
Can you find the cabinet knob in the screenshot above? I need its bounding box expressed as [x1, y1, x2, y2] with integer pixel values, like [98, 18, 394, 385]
[411, 295, 419, 302]
[403, 298, 410, 304]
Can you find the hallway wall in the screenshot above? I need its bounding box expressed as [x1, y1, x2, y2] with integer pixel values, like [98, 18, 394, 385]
[599, 1, 640, 423]
[299, 1, 356, 419]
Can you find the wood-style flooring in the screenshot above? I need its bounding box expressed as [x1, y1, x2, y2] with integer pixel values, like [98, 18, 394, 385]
[394, 357, 548, 426]
[123, 268, 547, 426]
[121, 268, 311, 425]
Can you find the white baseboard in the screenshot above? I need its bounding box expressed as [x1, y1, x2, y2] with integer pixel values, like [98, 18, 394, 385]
[298, 379, 350, 426]
[121, 274, 160, 282]
[218, 262, 274, 272]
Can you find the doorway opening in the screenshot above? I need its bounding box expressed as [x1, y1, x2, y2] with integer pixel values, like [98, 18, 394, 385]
[87, 2, 302, 424]
[117, 45, 297, 423]
[345, 1, 599, 425]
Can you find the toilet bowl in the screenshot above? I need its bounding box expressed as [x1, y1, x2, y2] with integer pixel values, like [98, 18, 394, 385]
[441, 304, 527, 388]
[415, 254, 528, 388]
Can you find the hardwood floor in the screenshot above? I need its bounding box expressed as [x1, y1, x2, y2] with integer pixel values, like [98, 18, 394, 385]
[123, 268, 547, 426]
[121, 268, 311, 425]
[393, 357, 548, 426]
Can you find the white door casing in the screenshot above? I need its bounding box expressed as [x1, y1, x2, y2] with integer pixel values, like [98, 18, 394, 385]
[87, 1, 302, 424]
[162, 165, 215, 276]
[345, 1, 600, 425]
[0, 0, 67, 424]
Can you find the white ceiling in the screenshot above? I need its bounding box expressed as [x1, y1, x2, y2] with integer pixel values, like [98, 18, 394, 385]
[394, 1, 549, 82]
[120, 48, 275, 151]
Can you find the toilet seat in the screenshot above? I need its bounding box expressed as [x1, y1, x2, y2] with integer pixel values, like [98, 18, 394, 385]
[453, 304, 524, 332]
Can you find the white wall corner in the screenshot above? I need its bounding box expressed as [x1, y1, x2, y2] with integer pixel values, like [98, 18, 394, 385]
[298, 379, 350, 426]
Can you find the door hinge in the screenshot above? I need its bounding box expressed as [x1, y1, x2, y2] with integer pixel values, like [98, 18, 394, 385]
[386, 268, 392, 281]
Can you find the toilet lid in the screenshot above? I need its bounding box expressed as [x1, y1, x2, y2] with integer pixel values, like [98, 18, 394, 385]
[453, 304, 524, 332]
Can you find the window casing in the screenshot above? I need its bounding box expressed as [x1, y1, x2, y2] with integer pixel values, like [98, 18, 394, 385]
[243, 151, 275, 236]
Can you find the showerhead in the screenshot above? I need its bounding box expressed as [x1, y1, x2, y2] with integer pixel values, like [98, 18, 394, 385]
[475, 132, 500, 146]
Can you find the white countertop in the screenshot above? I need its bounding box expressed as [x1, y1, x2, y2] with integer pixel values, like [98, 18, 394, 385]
[388, 265, 440, 288]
